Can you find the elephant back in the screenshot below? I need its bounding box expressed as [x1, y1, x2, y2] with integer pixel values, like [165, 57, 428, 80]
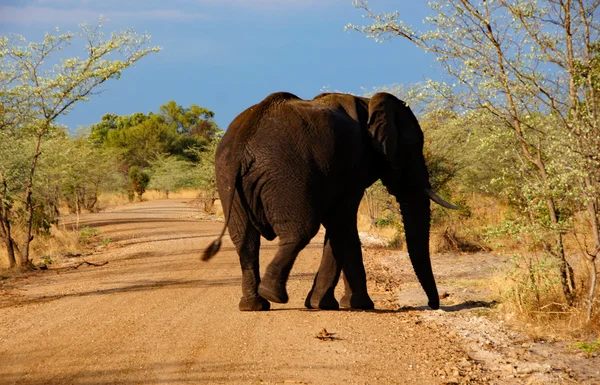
[313, 93, 369, 129]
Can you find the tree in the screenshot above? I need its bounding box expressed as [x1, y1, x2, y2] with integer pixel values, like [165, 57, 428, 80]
[0, 19, 160, 268]
[159, 100, 220, 141]
[148, 155, 198, 198]
[88, 112, 149, 145]
[104, 115, 177, 167]
[186, 135, 223, 212]
[128, 166, 150, 201]
[43, 133, 125, 215]
[0, 130, 30, 267]
[349, 0, 600, 319]
[90, 102, 219, 166]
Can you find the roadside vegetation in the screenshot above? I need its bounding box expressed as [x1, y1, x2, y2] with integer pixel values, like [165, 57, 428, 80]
[350, 0, 600, 335]
[0, 20, 221, 272]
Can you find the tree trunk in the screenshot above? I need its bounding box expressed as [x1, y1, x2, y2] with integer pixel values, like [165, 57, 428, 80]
[0, 176, 17, 268]
[585, 176, 600, 321]
[4, 238, 17, 268]
[543, 204, 575, 306]
[364, 191, 375, 228]
[546, 198, 575, 306]
[75, 188, 81, 231]
[0, 215, 17, 268]
[587, 254, 598, 322]
[20, 123, 47, 267]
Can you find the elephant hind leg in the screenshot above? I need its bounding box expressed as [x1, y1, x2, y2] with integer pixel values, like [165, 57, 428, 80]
[239, 270, 270, 311]
[258, 230, 317, 304]
[257, 179, 321, 304]
[228, 205, 270, 311]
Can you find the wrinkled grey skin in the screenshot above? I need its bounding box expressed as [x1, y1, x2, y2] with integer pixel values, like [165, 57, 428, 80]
[203, 91, 454, 311]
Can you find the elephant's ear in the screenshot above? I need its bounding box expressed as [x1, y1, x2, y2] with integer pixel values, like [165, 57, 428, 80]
[367, 93, 398, 166]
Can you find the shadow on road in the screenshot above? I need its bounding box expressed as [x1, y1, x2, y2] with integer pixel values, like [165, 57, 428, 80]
[62, 217, 201, 230]
[0, 359, 343, 385]
[3, 272, 317, 308]
[271, 300, 499, 314]
[384, 300, 498, 313]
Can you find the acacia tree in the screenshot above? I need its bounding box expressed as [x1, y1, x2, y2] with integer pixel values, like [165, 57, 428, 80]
[89, 102, 219, 168]
[0, 19, 160, 268]
[37, 133, 126, 217]
[0, 129, 30, 267]
[348, 0, 599, 319]
[159, 100, 220, 141]
[148, 155, 198, 198]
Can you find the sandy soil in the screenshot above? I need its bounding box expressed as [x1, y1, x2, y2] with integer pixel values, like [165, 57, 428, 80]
[0, 199, 598, 384]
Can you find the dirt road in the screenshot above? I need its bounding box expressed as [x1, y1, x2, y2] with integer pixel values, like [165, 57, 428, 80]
[0, 200, 598, 384]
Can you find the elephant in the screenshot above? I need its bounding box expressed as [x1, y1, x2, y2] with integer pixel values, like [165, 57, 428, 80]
[202, 91, 456, 311]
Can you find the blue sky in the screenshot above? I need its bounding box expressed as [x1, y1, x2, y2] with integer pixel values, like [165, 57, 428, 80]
[0, 0, 440, 131]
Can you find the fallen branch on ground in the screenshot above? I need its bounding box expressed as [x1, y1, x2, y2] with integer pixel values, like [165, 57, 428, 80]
[71, 260, 108, 269]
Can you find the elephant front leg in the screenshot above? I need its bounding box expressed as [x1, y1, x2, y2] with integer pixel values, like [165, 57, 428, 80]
[340, 272, 374, 310]
[307, 225, 374, 310]
[336, 230, 374, 310]
[305, 233, 341, 310]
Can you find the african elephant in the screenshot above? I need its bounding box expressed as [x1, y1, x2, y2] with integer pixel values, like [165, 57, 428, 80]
[202, 92, 456, 311]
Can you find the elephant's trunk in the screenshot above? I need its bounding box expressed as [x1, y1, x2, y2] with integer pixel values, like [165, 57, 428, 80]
[398, 189, 439, 310]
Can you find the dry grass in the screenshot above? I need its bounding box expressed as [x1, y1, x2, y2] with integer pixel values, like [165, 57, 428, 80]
[489, 254, 600, 339]
[357, 192, 502, 252]
[96, 189, 204, 212]
[0, 224, 81, 269]
[430, 226, 490, 253]
[187, 190, 221, 215]
[95, 192, 131, 211]
[143, 189, 203, 200]
[472, 197, 600, 336]
[31, 225, 81, 262]
[434, 193, 507, 253]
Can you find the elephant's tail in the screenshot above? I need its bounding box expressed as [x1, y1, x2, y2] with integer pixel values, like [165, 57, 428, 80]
[201, 168, 238, 261]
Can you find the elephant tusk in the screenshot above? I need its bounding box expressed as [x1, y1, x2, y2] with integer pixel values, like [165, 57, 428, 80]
[425, 189, 458, 210]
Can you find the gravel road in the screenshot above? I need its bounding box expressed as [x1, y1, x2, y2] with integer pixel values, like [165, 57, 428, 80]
[1, 199, 597, 384]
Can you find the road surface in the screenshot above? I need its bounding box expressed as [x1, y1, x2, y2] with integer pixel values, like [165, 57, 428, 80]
[0, 199, 596, 384]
